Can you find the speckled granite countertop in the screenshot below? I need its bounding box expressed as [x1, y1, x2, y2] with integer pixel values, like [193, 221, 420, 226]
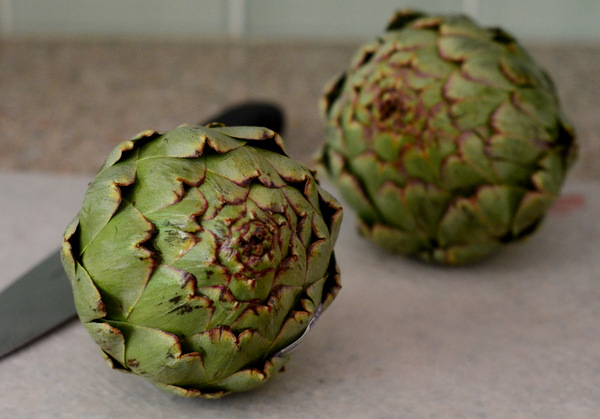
[1, 39, 599, 179]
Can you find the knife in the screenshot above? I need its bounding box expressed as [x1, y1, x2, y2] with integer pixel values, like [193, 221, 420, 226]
[0, 101, 285, 359]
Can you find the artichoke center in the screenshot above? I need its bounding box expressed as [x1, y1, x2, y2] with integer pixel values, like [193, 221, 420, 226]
[378, 89, 408, 120]
[218, 217, 279, 275]
[233, 219, 273, 257]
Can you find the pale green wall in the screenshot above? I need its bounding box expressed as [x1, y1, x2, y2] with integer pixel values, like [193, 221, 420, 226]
[1, 0, 599, 42]
[243, 0, 462, 39]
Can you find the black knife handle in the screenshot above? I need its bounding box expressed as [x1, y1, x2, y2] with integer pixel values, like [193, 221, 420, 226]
[199, 101, 285, 134]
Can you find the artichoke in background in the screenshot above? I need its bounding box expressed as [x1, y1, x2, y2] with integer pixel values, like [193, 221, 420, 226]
[320, 10, 577, 265]
[61, 124, 342, 397]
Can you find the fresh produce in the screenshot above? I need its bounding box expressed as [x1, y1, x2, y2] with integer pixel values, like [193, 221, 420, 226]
[320, 10, 577, 265]
[61, 124, 342, 397]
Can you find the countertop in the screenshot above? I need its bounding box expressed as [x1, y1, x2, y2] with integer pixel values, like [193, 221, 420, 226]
[1, 38, 599, 179]
[1, 172, 600, 418]
[1, 39, 600, 418]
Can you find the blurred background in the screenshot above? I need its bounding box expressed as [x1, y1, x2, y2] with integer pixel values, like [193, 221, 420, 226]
[1, 0, 599, 178]
[2, 0, 600, 41]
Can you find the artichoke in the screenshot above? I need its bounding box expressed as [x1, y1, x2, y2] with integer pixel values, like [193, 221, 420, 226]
[61, 124, 342, 398]
[320, 10, 577, 265]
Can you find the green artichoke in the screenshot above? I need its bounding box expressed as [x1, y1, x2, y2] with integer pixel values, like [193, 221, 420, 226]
[61, 124, 342, 398]
[320, 10, 576, 265]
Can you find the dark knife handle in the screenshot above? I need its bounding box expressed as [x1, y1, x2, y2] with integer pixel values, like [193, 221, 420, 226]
[199, 101, 285, 134]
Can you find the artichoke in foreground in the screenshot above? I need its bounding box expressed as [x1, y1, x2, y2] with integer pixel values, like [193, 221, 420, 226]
[61, 124, 342, 398]
[320, 10, 577, 265]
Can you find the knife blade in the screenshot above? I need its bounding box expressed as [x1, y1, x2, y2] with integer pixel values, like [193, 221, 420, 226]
[0, 101, 285, 359]
[0, 249, 73, 359]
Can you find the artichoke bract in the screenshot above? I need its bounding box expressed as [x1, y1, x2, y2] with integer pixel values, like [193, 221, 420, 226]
[320, 10, 577, 265]
[61, 124, 342, 398]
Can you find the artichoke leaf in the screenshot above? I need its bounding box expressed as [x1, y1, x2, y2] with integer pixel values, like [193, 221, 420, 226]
[214, 355, 287, 394]
[439, 242, 501, 265]
[437, 198, 491, 247]
[71, 261, 106, 322]
[205, 146, 286, 188]
[272, 252, 306, 289]
[306, 215, 334, 285]
[198, 287, 250, 328]
[512, 191, 555, 237]
[138, 125, 207, 159]
[84, 321, 126, 365]
[130, 157, 206, 214]
[81, 201, 155, 320]
[211, 126, 286, 155]
[492, 101, 551, 141]
[413, 45, 456, 78]
[232, 285, 300, 340]
[442, 155, 488, 195]
[488, 134, 544, 166]
[109, 321, 209, 386]
[337, 171, 379, 224]
[475, 185, 525, 237]
[461, 49, 515, 90]
[146, 186, 208, 226]
[373, 181, 417, 231]
[198, 171, 249, 219]
[170, 229, 222, 286]
[78, 156, 138, 254]
[316, 186, 344, 244]
[439, 15, 491, 39]
[532, 152, 567, 195]
[404, 182, 452, 236]
[437, 36, 490, 61]
[125, 265, 213, 336]
[182, 327, 271, 382]
[281, 187, 313, 247]
[366, 222, 428, 255]
[228, 271, 276, 302]
[512, 88, 559, 133]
